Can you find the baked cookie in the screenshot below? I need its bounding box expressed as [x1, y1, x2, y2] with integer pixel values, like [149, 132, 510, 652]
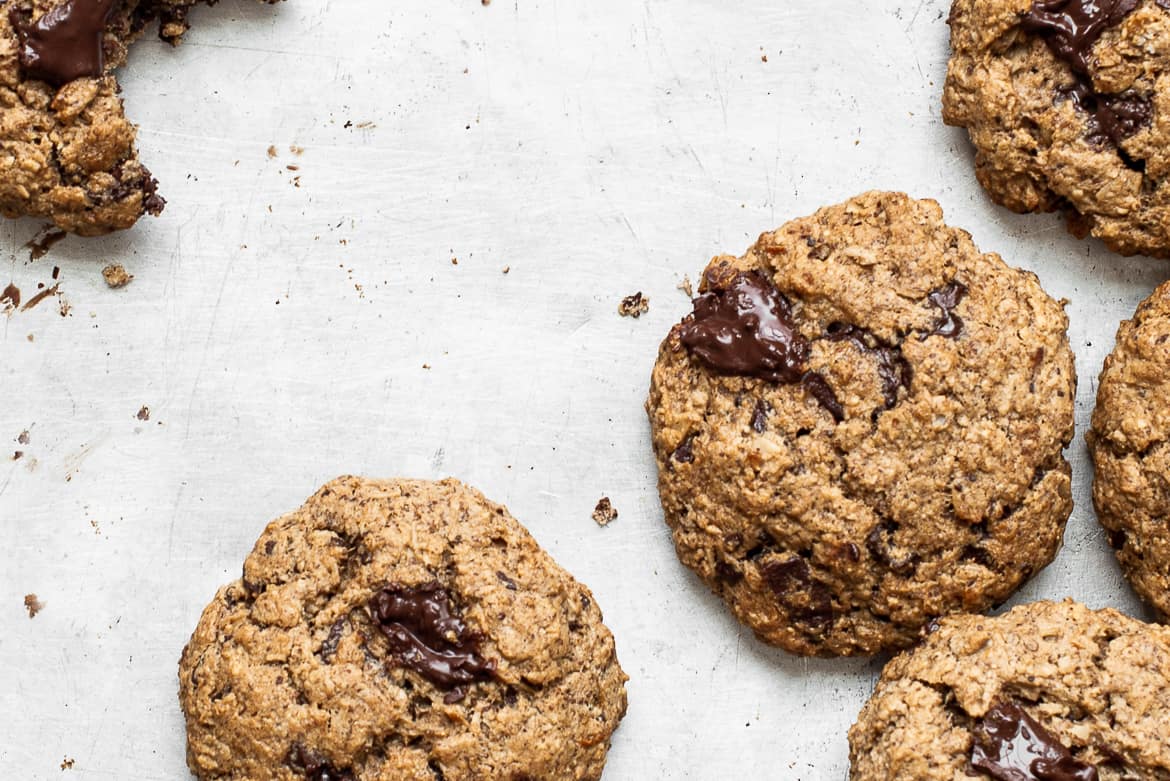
[646, 191, 1076, 657]
[1089, 280, 1170, 620]
[944, 0, 1170, 258]
[0, 0, 279, 236]
[178, 477, 627, 781]
[849, 600, 1170, 779]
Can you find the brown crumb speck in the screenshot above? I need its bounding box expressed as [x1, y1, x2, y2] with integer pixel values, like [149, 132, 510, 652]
[289, 145, 304, 156]
[266, 145, 278, 158]
[618, 292, 649, 318]
[24, 593, 44, 618]
[502, 266, 510, 274]
[18, 430, 30, 445]
[61, 757, 74, 770]
[136, 406, 150, 421]
[592, 497, 618, 527]
[101, 264, 133, 289]
[677, 275, 694, 298]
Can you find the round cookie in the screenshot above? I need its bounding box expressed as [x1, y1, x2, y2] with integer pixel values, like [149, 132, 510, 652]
[178, 477, 627, 781]
[849, 600, 1170, 779]
[646, 191, 1076, 657]
[1089, 280, 1170, 619]
[944, 0, 1170, 258]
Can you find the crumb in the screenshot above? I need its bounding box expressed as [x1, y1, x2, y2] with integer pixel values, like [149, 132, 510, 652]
[761, 54, 768, 62]
[483, 0, 491, 5]
[677, 275, 694, 298]
[286, 164, 299, 171]
[422, 363, 431, 369]
[136, 406, 150, 421]
[90, 519, 100, 535]
[267, 145, 278, 158]
[24, 593, 44, 618]
[61, 757, 74, 770]
[451, 257, 459, 265]
[26, 333, 33, 341]
[289, 145, 304, 156]
[13, 451, 22, 460]
[58, 296, 71, 317]
[2, 283, 20, 313]
[18, 430, 29, 445]
[618, 292, 649, 318]
[592, 497, 618, 527]
[502, 266, 510, 274]
[101, 264, 133, 289]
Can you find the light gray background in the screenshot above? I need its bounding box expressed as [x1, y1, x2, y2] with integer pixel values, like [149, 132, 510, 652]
[0, 0, 1163, 778]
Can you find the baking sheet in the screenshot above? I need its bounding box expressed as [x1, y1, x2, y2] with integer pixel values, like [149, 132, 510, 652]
[0, 0, 1162, 777]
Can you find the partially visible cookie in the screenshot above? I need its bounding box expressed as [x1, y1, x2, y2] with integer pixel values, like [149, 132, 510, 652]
[944, 0, 1170, 257]
[1089, 280, 1170, 619]
[647, 191, 1077, 657]
[849, 600, 1170, 779]
[178, 477, 628, 781]
[0, 0, 279, 236]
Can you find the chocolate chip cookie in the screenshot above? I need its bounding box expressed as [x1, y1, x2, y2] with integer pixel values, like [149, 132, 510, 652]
[1089, 280, 1170, 620]
[944, 0, 1170, 257]
[178, 477, 628, 781]
[849, 600, 1170, 779]
[646, 191, 1076, 657]
[1, 0, 279, 236]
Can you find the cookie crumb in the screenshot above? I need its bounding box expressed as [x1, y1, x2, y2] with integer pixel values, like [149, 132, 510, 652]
[502, 265, 510, 274]
[592, 497, 618, 527]
[266, 145, 278, 158]
[677, 275, 694, 298]
[24, 593, 44, 618]
[618, 292, 649, 318]
[289, 145, 304, 156]
[136, 406, 150, 421]
[101, 264, 134, 289]
[60, 757, 74, 770]
[18, 430, 30, 445]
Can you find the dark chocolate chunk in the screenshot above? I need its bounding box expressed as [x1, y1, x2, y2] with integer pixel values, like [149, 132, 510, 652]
[289, 746, 356, 781]
[924, 281, 968, 339]
[10, 0, 118, 86]
[1022, 0, 1139, 76]
[800, 372, 844, 421]
[369, 582, 496, 690]
[672, 434, 696, 463]
[972, 702, 1099, 781]
[826, 323, 911, 409]
[866, 521, 918, 575]
[750, 399, 770, 433]
[318, 616, 347, 662]
[1059, 82, 1153, 147]
[680, 271, 810, 384]
[760, 555, 836, 631]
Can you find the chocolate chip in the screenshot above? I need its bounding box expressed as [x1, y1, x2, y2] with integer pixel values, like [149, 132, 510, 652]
[750, 399, 770, 433]
[759, 555, 836, 631]
[923, 281, 968, 339]
[319, 616, 347, 662]
[10, 0, 117, 85]
[1058, 82, 1153, 148]
[826, 323, 912, 409]
[679, 271, 810, 383]
[866, 521, 918, 575]
[672, 434, 696, 463]
[1022, 0, 1139, 76]
[971, 701, 1098, 781]
[800, 372, 844, 421]
[369, 583, 496, 690]
[715, 560, 743, 583]
[495, 571, 518, 590]
[289, 746, 356, 781]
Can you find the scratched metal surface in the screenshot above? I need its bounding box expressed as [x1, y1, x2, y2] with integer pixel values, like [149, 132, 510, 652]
[0, 0, 1162, 778]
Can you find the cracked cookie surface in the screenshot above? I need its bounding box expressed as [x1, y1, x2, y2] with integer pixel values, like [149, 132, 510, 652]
[646, 191, 1076, 657]
[848, 600, 1170, 780]
[944, 0, 1170, 258]
[0, 0, 278, 236]
[178, 477, 628, 781]
[1089, 280, 1170, 620]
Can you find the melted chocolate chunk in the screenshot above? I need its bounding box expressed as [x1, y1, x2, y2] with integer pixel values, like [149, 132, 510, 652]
[369, 583, 496, 691]
[800, 372, 844, 422]
[924, 281, 968, 339]
[10, 0, 118, 86]
[1022, 0, 1139, 75]
[1059, 82, 1153, 147]
[760, 555, 836, 631]
[826, 323, 911, 409]
[289, 746, 356, 781]
[680, 271, 810, 383]
[972, 702, 1099, 781]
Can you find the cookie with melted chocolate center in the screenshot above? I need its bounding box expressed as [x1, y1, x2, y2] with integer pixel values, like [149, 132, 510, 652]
[944, 0, 1170, 257]
[178, 477, 627, 781]
[0, 0, 280, 236]
[646, 191, 1076, 657]
[849, 600, 1170, 779]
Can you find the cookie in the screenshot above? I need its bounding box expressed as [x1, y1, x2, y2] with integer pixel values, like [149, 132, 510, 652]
[0, 0, 279, 236]
[848, 600, 1170, 779]
[943, 0, 1170, 258]
[1088, 280, 1170, 620]
[646, 191, 1076, 657]
[178, 477, 628, 781]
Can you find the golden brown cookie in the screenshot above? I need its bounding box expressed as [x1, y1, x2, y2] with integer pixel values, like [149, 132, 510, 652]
[849, 600, 1170, 779]
[646, 191, 1077, 657]
[178, 477, 628, 781]
[944, 0, 1170, 258]
[0, 0, 279, 236]
[1089, 280, 1170, 620]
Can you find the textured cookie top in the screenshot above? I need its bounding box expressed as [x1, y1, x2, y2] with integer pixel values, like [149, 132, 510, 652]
[944, 0, 1170, 257]
[647, 191, 1076, 657]
[0, 0, 275, 235]
[849, 600, 1170, 779]
[178, 477, 628, 781]
[1089, 280, 1170, 620]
